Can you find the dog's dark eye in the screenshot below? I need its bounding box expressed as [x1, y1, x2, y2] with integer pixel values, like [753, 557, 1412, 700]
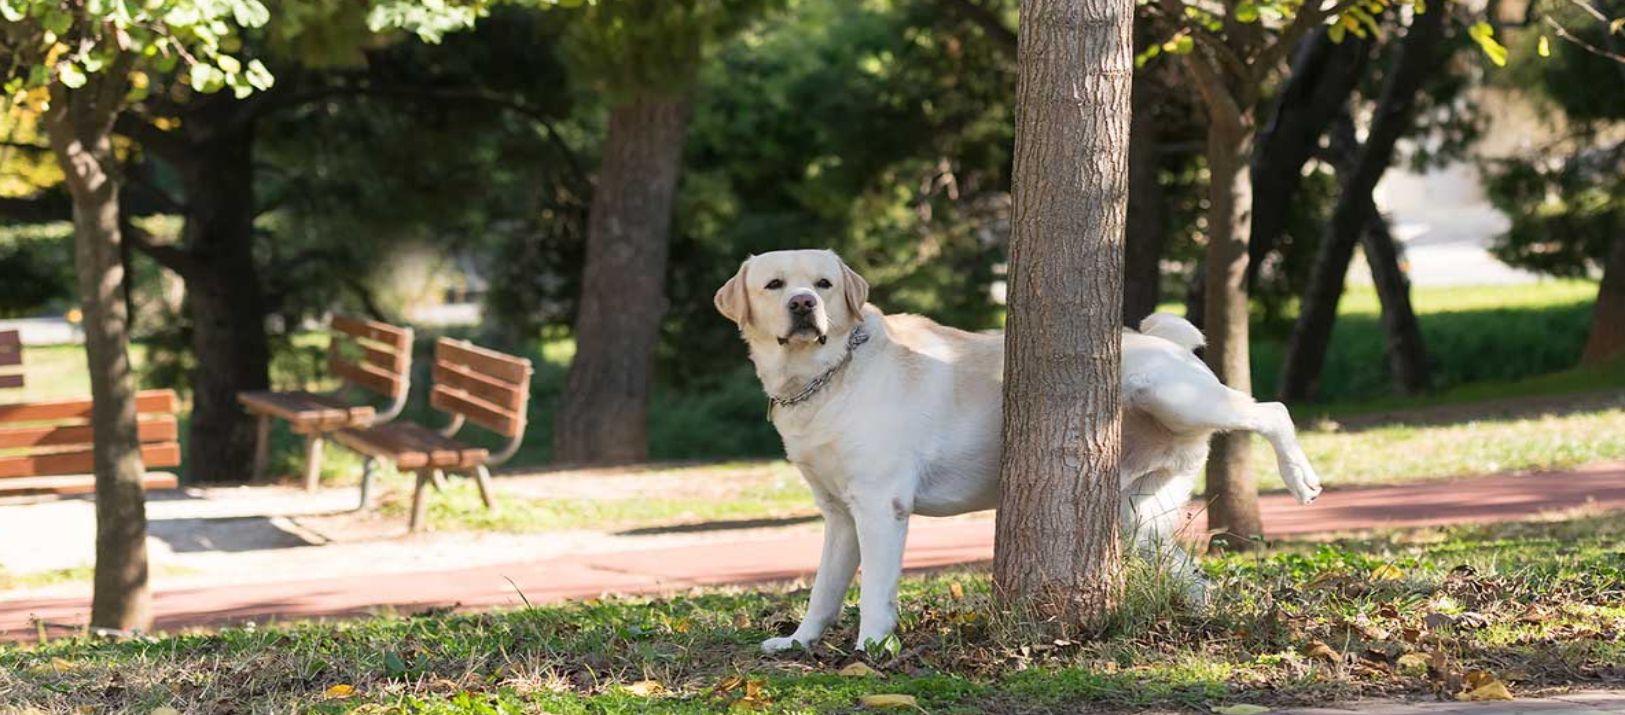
[765, 279, 784, 290]
[815, 278, 833, 289]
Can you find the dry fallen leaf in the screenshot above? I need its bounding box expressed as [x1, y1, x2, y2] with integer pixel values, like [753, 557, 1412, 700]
[150, 709, 182, 715]
[1457, 679, 1514, 701]
[1396, 653, 1430, 675]
[859, 693, 921, 710]
[1213, 704, 1271, 715]
[948, 582, 965, 600]
[1303, 641, 1340, 663]
[625, 680, 665, 696]
[323, 683, 357, 699]
[839, 661, 884, 678]
[1370, 564, 1405, 581]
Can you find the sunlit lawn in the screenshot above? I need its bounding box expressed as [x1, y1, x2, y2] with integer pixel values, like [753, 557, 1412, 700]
[4, 512, 1621, 713]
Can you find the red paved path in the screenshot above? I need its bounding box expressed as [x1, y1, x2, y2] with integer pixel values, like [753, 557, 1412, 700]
[4, 463, 1623, 641]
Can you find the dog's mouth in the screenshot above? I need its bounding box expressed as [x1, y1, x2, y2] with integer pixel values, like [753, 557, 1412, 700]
[778, 321, 827, 346]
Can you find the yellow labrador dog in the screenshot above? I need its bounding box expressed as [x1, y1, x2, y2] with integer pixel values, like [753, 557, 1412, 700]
[715, 249, 1323, 653]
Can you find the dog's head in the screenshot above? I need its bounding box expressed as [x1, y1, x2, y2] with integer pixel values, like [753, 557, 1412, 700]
[714, 250, 869, 345]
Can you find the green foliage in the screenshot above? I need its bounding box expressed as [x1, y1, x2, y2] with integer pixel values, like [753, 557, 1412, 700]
[0, 0, 273, 101]
[565, 0, 779, 99]
[0, 221, 72, 317]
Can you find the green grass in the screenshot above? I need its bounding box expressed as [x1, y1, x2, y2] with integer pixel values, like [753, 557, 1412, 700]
[4, 512, 1622, 712]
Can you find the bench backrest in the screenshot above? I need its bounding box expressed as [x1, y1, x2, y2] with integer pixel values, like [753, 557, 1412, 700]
[328, 316, 413, 402]
[0, 330, 21, 390]
[430, 338, 533, 439]
[0, 390, 182, 479]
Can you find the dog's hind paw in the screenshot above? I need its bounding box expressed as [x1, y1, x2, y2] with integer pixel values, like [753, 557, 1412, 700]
[761, 636, 809, 654]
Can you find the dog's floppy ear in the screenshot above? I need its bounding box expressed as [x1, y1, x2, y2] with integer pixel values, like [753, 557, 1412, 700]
[714, 258, 753, 327]
[838, 255, 870, 317]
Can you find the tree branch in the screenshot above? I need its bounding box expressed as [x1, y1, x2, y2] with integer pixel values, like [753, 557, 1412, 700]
[1252, 0, 1361, 81]
[123, 219, 202, 278]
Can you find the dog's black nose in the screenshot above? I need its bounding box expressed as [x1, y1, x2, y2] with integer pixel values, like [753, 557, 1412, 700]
[788, 295, 817, 315]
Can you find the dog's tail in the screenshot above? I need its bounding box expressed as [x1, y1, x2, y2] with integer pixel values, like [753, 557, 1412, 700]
[1139, 312, 1205, 352]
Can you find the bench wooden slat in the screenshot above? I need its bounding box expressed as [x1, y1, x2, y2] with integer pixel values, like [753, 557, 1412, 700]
[0, 416, 178, 450]
[430, 385, 522, 437]
[0, 390, 177, 424]
[0, 442, 181, 479]
[331, 315, 412, 352]
[433, 361, 526, 412]
[362, 344, 408, 373]
[435, 339, 530, 386]
[333, 422, 487, 470]
[0, 374, 22, 389]
[0, 329, 18, 347]
[329, 356, 404, 399]
[0, 472, 178, 496]
[238, 391, 375, 431]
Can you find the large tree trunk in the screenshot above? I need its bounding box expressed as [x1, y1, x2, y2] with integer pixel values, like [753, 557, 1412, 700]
[994, 0, 1131, 628]
[44, 76, 152, 632]
[1200, 114, 1263, 550]
[1123, 69, 1165, 327]
[553, 94, 692, 465]
[1278, 4, 1444, 401]
[1583, 233, 1625, 364]
[1361, 215, 1429, 393]
[177, 114, 272, 483]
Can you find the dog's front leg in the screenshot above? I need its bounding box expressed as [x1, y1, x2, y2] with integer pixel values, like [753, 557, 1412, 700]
[762, 503, 859, 653]
[852, 497, 910, 651]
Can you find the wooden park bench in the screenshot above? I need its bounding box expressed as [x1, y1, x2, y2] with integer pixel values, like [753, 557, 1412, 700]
[0, 329, 21, 391]
[0, 389, 183, 497]
[334, 337, 532, 532]
[238, 316, 413, 490]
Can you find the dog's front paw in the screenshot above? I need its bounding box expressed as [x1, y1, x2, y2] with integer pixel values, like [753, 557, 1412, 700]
[761, 636, 809, 654]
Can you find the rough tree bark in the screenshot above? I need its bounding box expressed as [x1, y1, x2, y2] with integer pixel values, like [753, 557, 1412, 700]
[1582, 232, 1625, 364]
[553, 93, 692, 465]
[993, 0, 1131, 627]
[43, 70, 153, 632]
[1124, 69, 1166, 327]
[1199, 108, 1263, 549]
[1278, 3, 1444, 401]
[123, 97, 274, 483]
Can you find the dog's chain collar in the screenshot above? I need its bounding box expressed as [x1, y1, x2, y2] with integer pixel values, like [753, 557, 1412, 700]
[767, 325, 871, 421]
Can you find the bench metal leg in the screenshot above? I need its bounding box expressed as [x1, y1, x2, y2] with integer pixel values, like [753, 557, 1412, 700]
[302, 434, 324, 491]
[472, 465, 496, 511]
[409, 468, 434, 533]
[251, 414, 272, 483]
[358, 457, 378, 511]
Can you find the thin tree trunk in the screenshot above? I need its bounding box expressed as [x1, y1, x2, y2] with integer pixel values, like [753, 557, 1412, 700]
[1247, 30, 1370, 286]
[553, 93, 692, 465]
[994, 0, 1131, 628]
[1201, 115, 1262, 550]
[1361, 215, 1430, 393]
[178, 115, 272, 483]
[1278, 3, 1445, 401]
[1124, 69, 1165, 327]
[44, 74, 152, 632]
[1582, 232, 1625, 364]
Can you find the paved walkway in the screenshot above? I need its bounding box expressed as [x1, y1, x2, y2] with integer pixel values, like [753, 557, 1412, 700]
[3, 463, 1624, 640]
